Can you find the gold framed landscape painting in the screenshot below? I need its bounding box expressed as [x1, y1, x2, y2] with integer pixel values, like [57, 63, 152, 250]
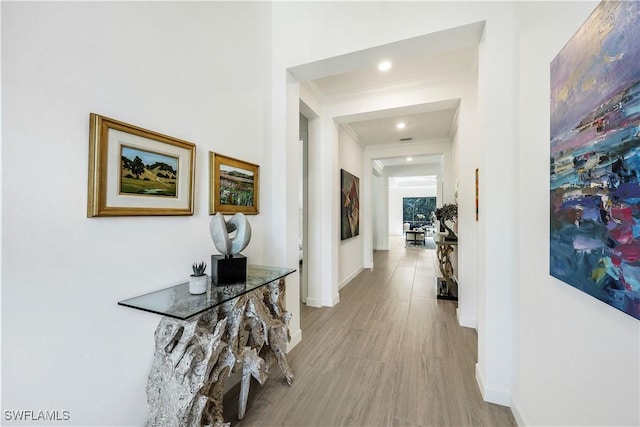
[210, 152, 259, 215]
[87, 113, 195, 217]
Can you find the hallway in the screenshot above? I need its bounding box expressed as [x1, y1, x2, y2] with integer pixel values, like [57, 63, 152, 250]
[225, 237, 516, 426]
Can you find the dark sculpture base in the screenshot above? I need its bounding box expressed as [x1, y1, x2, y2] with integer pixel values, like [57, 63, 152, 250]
[436, 277, 458, 301]
[211, 254, 247, 285]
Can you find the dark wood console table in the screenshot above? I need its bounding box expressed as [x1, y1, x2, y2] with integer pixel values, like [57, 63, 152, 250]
[119, 265, 296, 427]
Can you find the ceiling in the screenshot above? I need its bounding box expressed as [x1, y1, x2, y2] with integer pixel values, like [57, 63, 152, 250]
[306, 45, 478, 101]
[345, 107, 458, 147]
[293, 21, 483, 176]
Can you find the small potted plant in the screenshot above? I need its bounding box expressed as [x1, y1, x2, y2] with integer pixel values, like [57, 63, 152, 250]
[189, 261, 208, 295]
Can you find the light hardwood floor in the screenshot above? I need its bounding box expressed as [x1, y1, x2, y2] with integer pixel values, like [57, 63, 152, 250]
[224, 236, 517, 426]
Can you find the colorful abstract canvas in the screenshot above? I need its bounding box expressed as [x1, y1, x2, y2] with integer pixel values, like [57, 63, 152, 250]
[550, 1, 640, 319]
[341, 169, 359, 240]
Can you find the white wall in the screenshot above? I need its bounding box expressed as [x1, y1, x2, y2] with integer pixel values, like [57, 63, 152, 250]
[338, 128, 364, 288]
[372, 174, 381, 249]
[1, 2, 272, 425]
[473, 4, 518, 406]
[513, 2, 640, 426]
[388, 185, 437, 236]
[452, 75, 480, 329]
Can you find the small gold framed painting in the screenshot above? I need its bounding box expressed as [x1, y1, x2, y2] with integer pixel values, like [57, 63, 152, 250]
[87, 113, 195, 217]
[209, 152, 259, 215]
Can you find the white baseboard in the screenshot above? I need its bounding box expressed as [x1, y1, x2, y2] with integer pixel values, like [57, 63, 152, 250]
[339, 266, 363, 290]
[475, 363, 511, 406]
[331, 293, 340, 306]
[510, 397, 528, 426]
[305, 295, 340, 307]
[457, 308, 477, 329]
[305, 297, 323, 307]
[287, 328, 302, 353]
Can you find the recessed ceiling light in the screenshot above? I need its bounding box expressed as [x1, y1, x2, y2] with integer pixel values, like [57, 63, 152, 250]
[396, 122, 406, 129]
[407, 157, 413, 161]
[378, 61, 392, 72]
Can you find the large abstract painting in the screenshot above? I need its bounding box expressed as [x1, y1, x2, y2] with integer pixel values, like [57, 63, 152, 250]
[550, 1, 640, 320]
[341, 169, 359, 240]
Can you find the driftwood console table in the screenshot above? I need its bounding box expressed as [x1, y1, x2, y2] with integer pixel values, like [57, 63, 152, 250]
[436, 241, 458, 301]
[118, 265, 296, 427]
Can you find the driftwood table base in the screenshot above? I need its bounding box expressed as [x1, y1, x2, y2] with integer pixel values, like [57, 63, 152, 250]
[436, 241, 458, 300]
[146, 279, 294, 427]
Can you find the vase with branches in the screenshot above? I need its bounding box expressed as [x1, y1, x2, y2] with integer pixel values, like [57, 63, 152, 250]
[434, 203, 458, 241]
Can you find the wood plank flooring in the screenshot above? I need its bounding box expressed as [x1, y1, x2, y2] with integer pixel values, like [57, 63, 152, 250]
[223, 236, 516, 426]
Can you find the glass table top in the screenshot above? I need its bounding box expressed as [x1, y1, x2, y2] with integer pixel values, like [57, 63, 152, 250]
[118, 265, 296, 320]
